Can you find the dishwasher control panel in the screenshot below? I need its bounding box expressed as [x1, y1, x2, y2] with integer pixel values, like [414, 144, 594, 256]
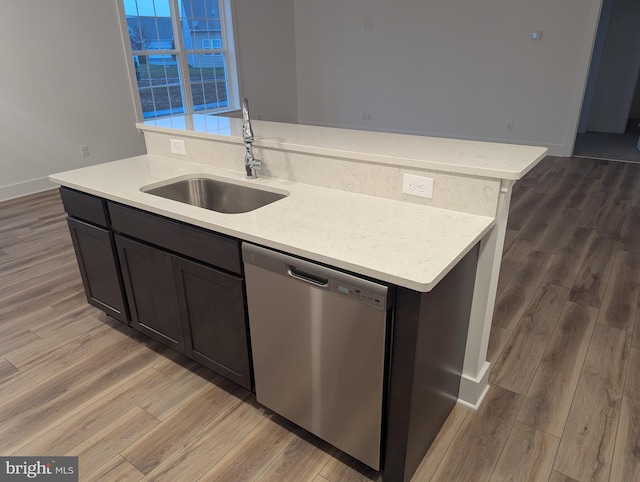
[329, 280, 386, 309]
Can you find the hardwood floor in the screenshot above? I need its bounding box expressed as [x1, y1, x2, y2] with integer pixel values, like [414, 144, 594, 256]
[2, 156, 640, 481]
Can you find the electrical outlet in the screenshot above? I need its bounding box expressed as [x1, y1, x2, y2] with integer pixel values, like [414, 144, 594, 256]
[362, 113, 372, 121]
[170, 139, 187, 155]
[506, 122, 514, 132]
[80, 145, 90, 158]
[402, 174, 434, 199]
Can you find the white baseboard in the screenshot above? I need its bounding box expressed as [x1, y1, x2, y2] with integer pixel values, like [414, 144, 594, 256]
[0, 177, 57, 202]
[458, 361, 491, 410]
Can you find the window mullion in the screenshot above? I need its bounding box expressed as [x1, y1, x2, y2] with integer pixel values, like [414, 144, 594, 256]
[169, 0, 193, 115]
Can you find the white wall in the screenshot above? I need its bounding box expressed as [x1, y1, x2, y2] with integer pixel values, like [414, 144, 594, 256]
[0, 0, 147, 201]
[0, 0, 298, 202]
[233, 0, 298, 123]
[1, 0, 607, 202]
[293, 0, 603, 156]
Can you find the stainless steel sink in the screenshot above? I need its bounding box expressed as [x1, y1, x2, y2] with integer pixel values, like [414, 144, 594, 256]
[142, 177, 288, 214]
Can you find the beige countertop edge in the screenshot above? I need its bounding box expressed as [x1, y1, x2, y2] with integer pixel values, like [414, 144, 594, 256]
[136, 118, 549, 181]
[49, 155, 495, 292]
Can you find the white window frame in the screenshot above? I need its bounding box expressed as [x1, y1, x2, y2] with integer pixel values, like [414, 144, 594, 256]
[116, 0, 239, 121]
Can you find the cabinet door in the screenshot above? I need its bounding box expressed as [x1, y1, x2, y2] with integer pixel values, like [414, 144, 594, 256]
[115, 235, 185, 353]
[173, 256, 252, 390]
[66, 217, 128, 323]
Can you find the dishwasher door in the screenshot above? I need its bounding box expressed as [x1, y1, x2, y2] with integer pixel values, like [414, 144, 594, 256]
[242, 243, 390, 470]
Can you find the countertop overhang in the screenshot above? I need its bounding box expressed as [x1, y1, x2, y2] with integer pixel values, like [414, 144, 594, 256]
[138, 115, 548, 181]
[50, 154, 494, 292]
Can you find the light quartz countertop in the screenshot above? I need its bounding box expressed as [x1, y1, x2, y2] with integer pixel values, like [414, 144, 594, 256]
[139, 115, 548, 180]
[50, 154, 494, 292]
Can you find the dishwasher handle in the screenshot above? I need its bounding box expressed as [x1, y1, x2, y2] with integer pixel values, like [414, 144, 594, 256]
[288, 266, 329, 287]
[242, 242, 390, 310]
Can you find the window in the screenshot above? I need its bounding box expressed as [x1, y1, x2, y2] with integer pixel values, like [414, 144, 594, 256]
[202, 38, 223, 51]
[118, 0, 238, 119]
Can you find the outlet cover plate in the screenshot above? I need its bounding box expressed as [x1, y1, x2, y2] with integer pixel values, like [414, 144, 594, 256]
[170, 139, 187, 155]
[402, 173, 434, 199]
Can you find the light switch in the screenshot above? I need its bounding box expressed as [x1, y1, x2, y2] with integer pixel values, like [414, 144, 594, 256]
[532, 30, 542, 41]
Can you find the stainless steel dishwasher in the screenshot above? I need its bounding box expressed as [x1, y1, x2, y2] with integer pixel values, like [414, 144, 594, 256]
[242, 243, 391, 470]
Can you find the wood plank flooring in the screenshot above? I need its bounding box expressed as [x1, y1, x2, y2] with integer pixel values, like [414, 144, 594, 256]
[2, 156, 640, 481]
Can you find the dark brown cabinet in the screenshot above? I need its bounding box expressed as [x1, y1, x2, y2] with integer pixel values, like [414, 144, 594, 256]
[115, 235, 185, 352]
[61, 187, 252, 390]
[61, 189, 128, 323]
[110, 203, 252, 390]
[174, 256, 250, 388]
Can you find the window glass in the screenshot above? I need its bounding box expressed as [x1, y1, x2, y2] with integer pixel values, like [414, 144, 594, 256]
[125, 0, 174, 50]
[181, 0, 229, 111]
[121, 0, 235, 119]
[136, 60, 184, 117]
[190, 55, 229, 111]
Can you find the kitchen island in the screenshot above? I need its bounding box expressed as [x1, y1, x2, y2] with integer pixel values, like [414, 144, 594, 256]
[50, 115, 546, 481]
[135, 113, 548, 408]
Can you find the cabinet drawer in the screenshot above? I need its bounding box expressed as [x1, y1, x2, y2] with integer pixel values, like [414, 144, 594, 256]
[108, 202, 242, 274]
[60, 187, 109, 227]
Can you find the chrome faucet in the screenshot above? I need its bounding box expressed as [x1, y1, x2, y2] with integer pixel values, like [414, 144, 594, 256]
[242, 98, 266, 179]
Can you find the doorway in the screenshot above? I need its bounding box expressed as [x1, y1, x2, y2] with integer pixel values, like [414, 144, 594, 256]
[575, 0, 640, 162]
